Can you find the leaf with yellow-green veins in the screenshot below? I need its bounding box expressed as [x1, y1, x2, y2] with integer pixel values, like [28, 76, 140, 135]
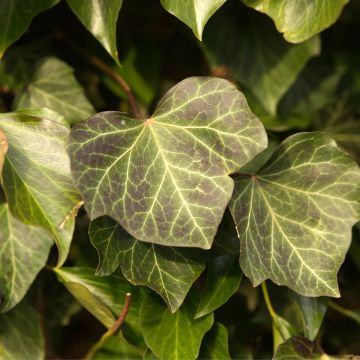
[0, 0, 59, 58]
[15, 57, 94, 126]
[0, 108, 82, 266]
[0, 202, 52, 313]
[66, 0, 122, 64]
[0, 129, 8, 176]
[69, 77, 267, 249]
[229, 132, 360, 297]
[242, 0, 348, 43]
[0, 301, 44, 360]
[140, 292, 214, 360]
[89, 216, 207, 313]
[160, 0, 227, 40]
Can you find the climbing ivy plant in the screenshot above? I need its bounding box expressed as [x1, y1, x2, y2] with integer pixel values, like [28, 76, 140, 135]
[0, 0, 359, 359]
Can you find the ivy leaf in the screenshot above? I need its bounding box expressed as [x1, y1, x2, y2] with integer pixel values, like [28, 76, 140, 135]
[203, 3, 320, 115]
[15, 57, 94, 125]
[242, 0, 348, 43]
[140, 292, 214, 360]
[229, 132, 360, 297]
[195, 255, 242, 318]
[199, 322, 231, 360]
[0, 302, 44, 360]
[0, 128, 8, 176]
[0, 108, 82, 266]
[89, 216, 207, 313]
[160, 0, 226, 40]
[273, 335, 314, 360]
[69, 77, 267, 249]
[0, 203, 52, 313]
[55, 267, 143, 339]
[0, 0, 59, 58]
[66, 0, 122, 64]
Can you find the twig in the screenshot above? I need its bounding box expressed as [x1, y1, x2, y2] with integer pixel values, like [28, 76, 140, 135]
[54, 32, 141, 119]
[83, 293, 132, 360]
[328, 301, 360, 325]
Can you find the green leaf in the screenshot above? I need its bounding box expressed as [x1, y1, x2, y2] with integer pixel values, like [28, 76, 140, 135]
[69, 77, 267, 249]
[229, 132, 360, 297]
[273, 335, 314, 360]
[273, 314, 297, 352]
[0, 108, 82, 266]
[199, 322, 230, 360]
[140, 293, 214, 360]
[0, 0, 59, 58]
[242, 0, 348, 43]
[89, 216, 207, 313]
[66, 0, 122, 64]
[55, 267, 143, 338]
[15, 57, 94, 125]
[160, 0, 226, 40]
[0, 202, 52, 312]
[195, 255, 242, 318]
[0, 129, 8, 176]
[0, 302, 44, 360]
[202, 3, 320, 115]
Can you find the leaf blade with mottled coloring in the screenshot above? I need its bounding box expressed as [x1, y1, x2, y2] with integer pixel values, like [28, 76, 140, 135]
[0, 108, 81, 266]
[160, 0, 226, 40]
[69, 77, 267, 249]
[89, 216, 207, 312]
[242, 0, 348, 43]
[229, 132, 360, 297]
[66, 0, 122, 64]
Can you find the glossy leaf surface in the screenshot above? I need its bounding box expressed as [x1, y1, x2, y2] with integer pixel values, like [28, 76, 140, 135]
[69, 77, 267, 249]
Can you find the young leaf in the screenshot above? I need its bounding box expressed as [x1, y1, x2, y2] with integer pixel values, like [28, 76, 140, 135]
[273, 335, 314, 360]
[199, 322, 231, 360]
[0, 203, 52, 312]
[0, 302, 44, 360]
[0, 128, 8, 176]
[0, 108, 81, 266]
[202, 3, 320, 115]
[89, 216, 207, 313]
[0, 0, 59, 58]
[242, 0, 348, 43]
[15, 57, 94, 125]
[66, 0, 122, 64]
[140, 293, 214, 360]
[55, 267, 142, 337]
[195, 255, 242, 318]
[229, 132, 360, 297]
[69, 77, 267, 249]
[160, 0, 226, 40]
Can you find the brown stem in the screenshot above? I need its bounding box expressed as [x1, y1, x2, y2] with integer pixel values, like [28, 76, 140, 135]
[83, 293, 132, 360]
[54, 32, 141, 119]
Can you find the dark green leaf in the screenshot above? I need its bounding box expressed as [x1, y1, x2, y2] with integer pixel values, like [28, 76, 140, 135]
[160, 0, 226, 40]
[273, 335, 314, 360]
[199, 322, 230, 360]
[195, 255, 242, 318]
[242, 0, 348, 43]
[140, 293, 214, 360]
[0, 202, 52, 313]
[0, 302, 44, 360]
[0, 108, 81, 266]
[15, 57, 94, 125]
[89, 216, 207, 313]
[229, 132, 360, 297]
[203, 4, 320, 115]
[69, 77, 267, 249]
[0, 0, 59, 58]
[66, 0, 122, 64]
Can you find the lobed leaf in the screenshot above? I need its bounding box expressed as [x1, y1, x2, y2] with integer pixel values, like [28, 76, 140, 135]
[229, 132, 360, 297]
[66, 0, 122, 64]
[69, 77, 267, 249]
[242, 0, 348, 43]
[0, 108, 81, 266]
[160, 0, 226, 40]
[89, 216, 207, 312]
